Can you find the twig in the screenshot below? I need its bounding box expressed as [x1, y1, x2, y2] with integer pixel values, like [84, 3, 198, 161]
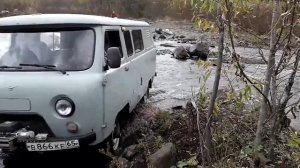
[274, 0, 289, 48]
[275, 0, 297, 75]
[225, 0, 273, 114]
[258, 48, 268, 64]
[232, 24, 269, 46]
[265, 48, 300, 125]
[191, 97, 206, 167]
[279, 48, 300, 111]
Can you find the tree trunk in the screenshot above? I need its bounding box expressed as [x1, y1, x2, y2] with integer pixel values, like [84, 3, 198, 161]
[204, 0, 224, 164]
[254, 0, 280, 164]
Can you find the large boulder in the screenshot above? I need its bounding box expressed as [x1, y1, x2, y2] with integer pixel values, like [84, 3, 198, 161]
[148, 143, 177, 168]
[132, 154, 147, 168]
[188, 43, 209, 61]
[123, 145, 138, 160]
[173, 46, 189, 60]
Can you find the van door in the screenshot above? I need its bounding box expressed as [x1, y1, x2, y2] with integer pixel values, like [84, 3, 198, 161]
[127, 29, 147, 107]
[122, 29, 143, 110]
[102, 26, 134, 137]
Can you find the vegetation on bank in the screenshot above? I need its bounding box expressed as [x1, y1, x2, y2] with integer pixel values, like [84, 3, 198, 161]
[0, 0, 175, 19]
[181, 0, 300, 167]
[110, 87, 299, 167]
[0, 0, 299, 37]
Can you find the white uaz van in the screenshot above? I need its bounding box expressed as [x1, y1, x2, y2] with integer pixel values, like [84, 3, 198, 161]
[0, 14, 156, 154]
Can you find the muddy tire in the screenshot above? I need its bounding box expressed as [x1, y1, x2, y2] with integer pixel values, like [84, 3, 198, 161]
[140, 84, 150, 104]
[145, 85, 150, 99]
[109, 120, 123, 156]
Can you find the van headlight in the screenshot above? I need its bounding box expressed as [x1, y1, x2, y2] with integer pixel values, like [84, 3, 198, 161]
[55, 99, 75, 117]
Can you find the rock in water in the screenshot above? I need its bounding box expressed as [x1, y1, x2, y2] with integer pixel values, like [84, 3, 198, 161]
[155, 28, 163, 34]
[173, 46, 189, 60]
[188, 43, 209, 61]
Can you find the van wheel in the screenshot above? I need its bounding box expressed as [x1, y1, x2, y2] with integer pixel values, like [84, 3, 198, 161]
[109, 120, 123, 155]
[140, 86, 150, 104]
[145, 85, 150, 99]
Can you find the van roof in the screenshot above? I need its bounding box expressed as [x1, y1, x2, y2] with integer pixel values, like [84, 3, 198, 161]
[0, 14, 150, 27]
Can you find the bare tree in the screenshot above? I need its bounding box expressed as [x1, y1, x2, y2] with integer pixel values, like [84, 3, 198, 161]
[204, 0, 224, 164]
[224, 0, 299, 165]
[254, 0, 280, 155]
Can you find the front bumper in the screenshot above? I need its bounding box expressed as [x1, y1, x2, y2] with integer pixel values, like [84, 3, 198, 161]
[0, 132, 96, 152]
[42, 132, 96, 145]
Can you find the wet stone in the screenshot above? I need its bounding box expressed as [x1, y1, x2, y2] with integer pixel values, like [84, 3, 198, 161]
[123, 145, 138, 160]
[132, 154, 147, 168]
[173, 46, 189, 60]
[148, 143, 177, 168]
[187, 42, 209, 61]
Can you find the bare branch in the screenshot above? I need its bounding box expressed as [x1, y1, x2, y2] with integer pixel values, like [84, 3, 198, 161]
[232, 24, 269, 46]
[258, 48, 268, 64]
[275, 0, 297, 75]
[279, 48, 300, 111]
[274, 0, 289, 48]
[225, 0, 273, 113]
[286, 0, 297, 44]
[190, 97, 206, 166]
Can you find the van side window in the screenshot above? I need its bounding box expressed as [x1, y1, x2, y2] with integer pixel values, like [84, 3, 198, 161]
[132, 30, 144, 53]
[105, 31, 123, 57]
[123, 31, 133, 56]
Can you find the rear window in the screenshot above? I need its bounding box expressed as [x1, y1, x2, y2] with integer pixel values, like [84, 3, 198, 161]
[132, 30, 144, 53]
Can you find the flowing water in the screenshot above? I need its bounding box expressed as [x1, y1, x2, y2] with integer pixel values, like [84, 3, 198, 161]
[150, 40, 300, 131]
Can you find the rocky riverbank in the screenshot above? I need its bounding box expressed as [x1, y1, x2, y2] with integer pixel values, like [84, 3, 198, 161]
[106, 19, 300, 167]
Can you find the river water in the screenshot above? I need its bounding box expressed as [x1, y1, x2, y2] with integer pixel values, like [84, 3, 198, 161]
[150, 40, 300, 131]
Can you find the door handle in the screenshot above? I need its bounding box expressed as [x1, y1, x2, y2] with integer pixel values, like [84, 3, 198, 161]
[125, 67, 129, 71]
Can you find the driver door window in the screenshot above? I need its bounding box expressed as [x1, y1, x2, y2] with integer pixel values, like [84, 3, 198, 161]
[104, 30, 123, 58]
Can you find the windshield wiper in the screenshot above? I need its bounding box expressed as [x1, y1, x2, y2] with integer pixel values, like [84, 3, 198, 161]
[19, 63, 67, 75]
[0, 65, 22, 70]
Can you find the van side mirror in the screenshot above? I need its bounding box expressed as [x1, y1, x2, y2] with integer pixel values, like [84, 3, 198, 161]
[106, 47, 121, 69]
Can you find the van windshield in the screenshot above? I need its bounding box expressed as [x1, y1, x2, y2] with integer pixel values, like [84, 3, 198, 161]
[0, 29, 95, 71]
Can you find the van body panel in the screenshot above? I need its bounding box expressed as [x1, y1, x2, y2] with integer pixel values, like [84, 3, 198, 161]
[0, 14, 150, 27]
[0, 72, 104, 138]
[0, 98, 31, 111]
[100, 26, 156, 141]
[101, 26, 136, 139]
[126, 48, 156, 111]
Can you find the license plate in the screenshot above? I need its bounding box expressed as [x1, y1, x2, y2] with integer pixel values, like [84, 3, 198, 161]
[26, 140, 79, 151]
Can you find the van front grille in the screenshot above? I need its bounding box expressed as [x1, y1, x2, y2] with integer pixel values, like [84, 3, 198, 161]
[0, 114, 53, 136]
